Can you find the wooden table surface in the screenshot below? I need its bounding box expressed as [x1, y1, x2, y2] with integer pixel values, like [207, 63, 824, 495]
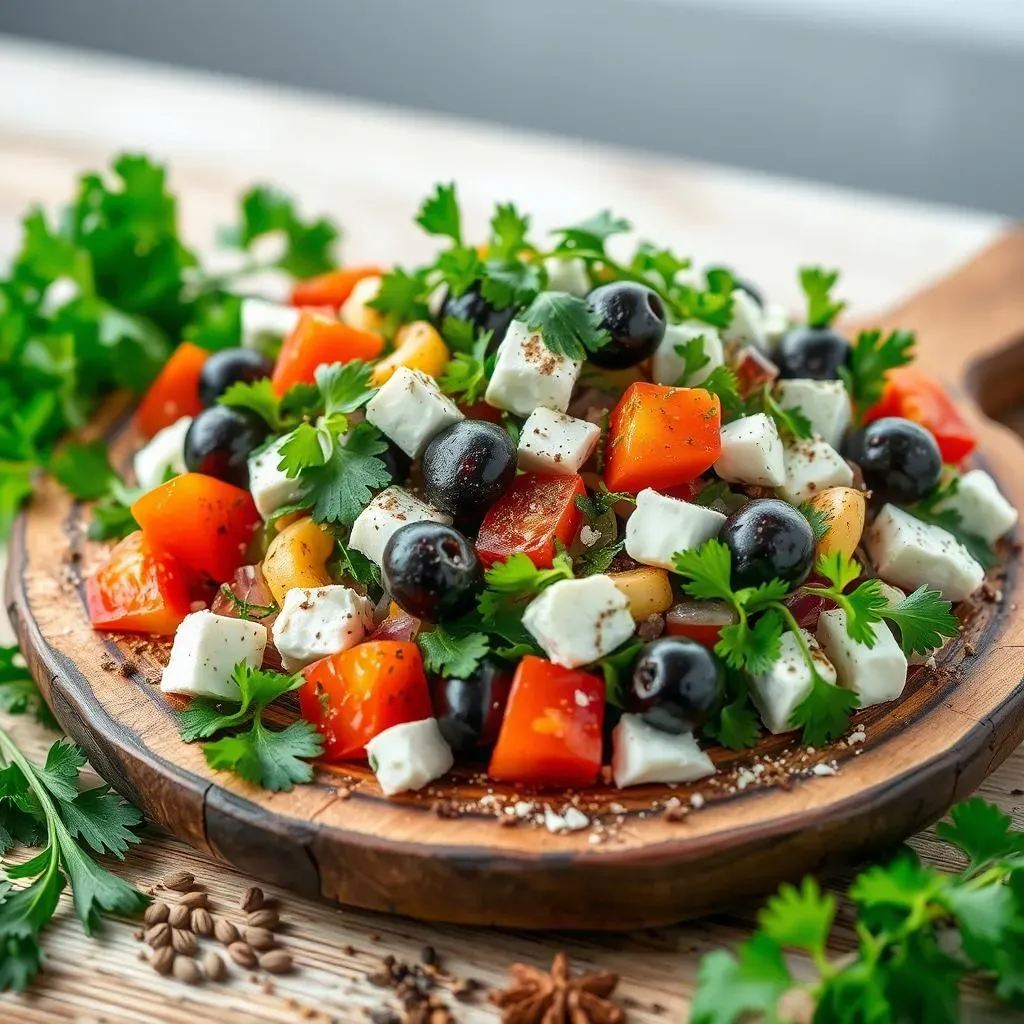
[0, 36, 1021, 1024]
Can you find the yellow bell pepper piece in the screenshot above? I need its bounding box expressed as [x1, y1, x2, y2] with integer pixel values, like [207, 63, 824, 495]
[609, 568, 674, 620]
[372, 321, 450, 385]
[262, 517, 335, 605]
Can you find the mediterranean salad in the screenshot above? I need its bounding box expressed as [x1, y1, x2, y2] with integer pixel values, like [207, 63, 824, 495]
[83, 184, 1018, 798]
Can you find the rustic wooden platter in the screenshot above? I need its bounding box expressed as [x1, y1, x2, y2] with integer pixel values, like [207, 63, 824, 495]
[7, 233, 1024, 931]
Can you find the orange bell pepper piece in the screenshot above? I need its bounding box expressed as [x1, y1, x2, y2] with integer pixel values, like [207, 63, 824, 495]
[271, 312, 384, 395]
[290, 265, 384, 310]
[133, 342, 209, 438]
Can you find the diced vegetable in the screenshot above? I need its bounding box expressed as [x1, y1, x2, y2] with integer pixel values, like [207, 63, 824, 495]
[609, 568, 674, 619]
[210, 564, 278, 625]
[340, 275, 386, 334]
[300, 641, 433, 761]
[369, 604, 421, 643]
[372, 321, 450, 385]
[291, 265, 384, 309]
[475, 472, 585, 568]
[866, 365, 977, 464]
[131, 473, 260, 582]
[86, 531, 192, 635]
[271, 311, 384, 395]
[807, 486, 866, 561]
[133, 342, 208, 438]
[734, 345, 779, 397]
[604, 382, 721, 493]
[664, 600, 737, 648]
[262, 516, 336, 604]
[488, 656, 604, 787]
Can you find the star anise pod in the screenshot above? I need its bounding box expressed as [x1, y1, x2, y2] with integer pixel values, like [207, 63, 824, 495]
[490, 952, 626, 1024]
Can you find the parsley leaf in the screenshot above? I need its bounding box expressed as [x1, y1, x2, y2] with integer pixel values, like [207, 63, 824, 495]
[219, 378, 286, 430]
[551, 211, 631, 255]
[296, 422, 391, 526]
[416, 183, 462, 244]
[178, 662, 321, 792]
[418, 626, 490, 679]
[799, 266, 846, 328]
[574, 486, 635, 523]
[0, 647, 58, 729]
[336, 540, 383, 595]
[50, 440, 116, 501]
[488, 203, 532, 261]
[368, 266, 432, 328]
[438, 328, 492, 404]
[881, 586, 960, 658]
[477, 552, 573, 646]
[516, 291, 610, 361]
[789, 669, 858, 746]
[840, 328, 915, 419]
[690, 933, 793, 1024]
[315, 360, 376, 416]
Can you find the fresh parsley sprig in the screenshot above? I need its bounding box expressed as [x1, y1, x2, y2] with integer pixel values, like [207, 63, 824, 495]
[178, 662, 322, 792]
[0, 733, 148, 991]
[692, 797, 1024, 1023]
[438, 326, 493, 405]
[840, 327, 916, 421]
[515, 291, 610, 362]
[49, 439, 142, 541]
[0, 647, 58, 730]
[799, 266, 846, 328]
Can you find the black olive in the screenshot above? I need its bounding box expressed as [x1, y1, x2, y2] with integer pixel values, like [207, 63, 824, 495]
[432, 656, 513, 758]
[628, 637, 725, 734]
[777, 325, 851, 380]
[382, 521, 481, 621]
[183, 406, 268, 488]
[586, 282, 667, 369]
[720, 498, 815, 590]
[438, 283, 516, 352]
[198, 347, 274, 406]
[845, 416, 942, 505]
[421, 420, 517, 529]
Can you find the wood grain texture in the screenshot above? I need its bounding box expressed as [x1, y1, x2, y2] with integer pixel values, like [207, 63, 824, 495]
[8, 232, 1024, 930]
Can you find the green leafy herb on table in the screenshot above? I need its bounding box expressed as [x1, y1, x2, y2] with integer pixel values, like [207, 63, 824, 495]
[50, 439, 142, 541]
[0, 153, 340, 541]
[691, 797, 1024, 1023]
[0, 647, 58, 730]
[0, 734, 147, 992]
[178, 662, 322, 792]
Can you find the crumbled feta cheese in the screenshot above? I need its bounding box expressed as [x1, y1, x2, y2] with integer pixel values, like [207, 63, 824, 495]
[484, 319, 582, 416]
[722, 289, 767, 349]
[611, 714, 716, 788]
[134, 416, 191, 492]
[714, 413, 786, 487]
[690, 792, 706, 809]
[349, 486, 452, 566]
[160, 611, 267, 700]
[775, 379, 851, 450]
[579, 525, 601, 547]
[247, 432, 322, 520]
[817, 608, 908, 709]
[865, 503, 984, 602]
[366, 719, 453, 796]
[812, 762, 838, 777]
[517, 407, 601, 475]
[272, 585, 374, 671]
[365, 366, 464, 459]
[749, 629, 838, 734]
[934, 469, 1017, 546]
[651, 322, 725, 387]
[543, 258, 590, 297]
[241, 297, 302, 353]
[544, 805, 590, 833]
[522, 576, 635, 668]
[778, 436, 854, 504]
[625, 488, 726, 570]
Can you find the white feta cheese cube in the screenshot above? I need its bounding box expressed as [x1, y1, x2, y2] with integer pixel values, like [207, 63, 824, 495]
[722, 289, 767, 350]
[160, 611, 267, 701]
[625, 488, 726, 570]
[775, 379, 851, 450]
[133, 415, 191, 492]
[779, 436, 854, 504]
[543, 258, 591, 296]
[272, 585, 375, 671]
[522, 576, 635, 668]
[714, 413, 785, 487]
[348, 486, 452, 566]
[247, 433, 312, 520]
[866, 503, 984, 602]
[611, 714, 716, 788]
[879, 582, 950, 667]
[484, 318, 582, 416]
[934, 469, 1017, 546]
[817, 608, 908, 709]
[750, 629, 838, 735]
[365, 366, 464, 459]
[241, 297, 302, 352]
[517, 408, 600, 475]
[651, 322, 725, 387]
[366, 719, 454, 796]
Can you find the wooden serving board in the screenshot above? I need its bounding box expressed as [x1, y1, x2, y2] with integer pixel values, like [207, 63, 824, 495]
[7, 234, 1024, 931]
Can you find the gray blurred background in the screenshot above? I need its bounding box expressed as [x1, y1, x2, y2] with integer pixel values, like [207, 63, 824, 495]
[1, 0, 1021, 216]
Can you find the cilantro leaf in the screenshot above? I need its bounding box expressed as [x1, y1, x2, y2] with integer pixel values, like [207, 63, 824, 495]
[178, 663, 321, 792]
[758, 877, 835, 957]
[0, 647, 58, 729]
[906, 486, 997, 570]
[437, 246, 483, 298]
[297, 422, 391, 525]
[550, 211, 631, 255]
[418, 626, 490, 679]
[840, 328, 915, 418]
[672, 540, 734, 602]
[799, 266, 846, 328]
[416, 183, 462, 244]
[315, 359, 376, 416]
[702, 671, 763, 750]
[671, 334, 710, 386]
[715, 608, 783, 674]
[479, 260, 543, 309]
[788, 670, 858, 746]
[368, 266, 432, 326]
[798, 501, 830, 544]
[438, 328, 492, 404]
[488, 203, 532, 261]
[674, 284, 735, 329]
[50, 440, 116, 501]
[880, 586, 960, 657]
[690, 933, 793, 1024]
[574, 486, 635, 523]
[699, 366, 745, 421]
[277, 422, 329, 477]
[336, 541, 382, 595]
[758, 388, 813, 440]
[629, 242, 691, 291]
[935, 797, 1024, 869]
[87, 478, 141, 541]
[577, 540, 624, 577]
[477, 552, 573, 645]
[58, 784, 144, 859]
[218, 378, 286, 431]
[516, 291, 610, 361]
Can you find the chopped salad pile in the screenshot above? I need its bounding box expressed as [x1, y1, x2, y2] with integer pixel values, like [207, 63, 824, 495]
[82, 184, 1017, 797]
